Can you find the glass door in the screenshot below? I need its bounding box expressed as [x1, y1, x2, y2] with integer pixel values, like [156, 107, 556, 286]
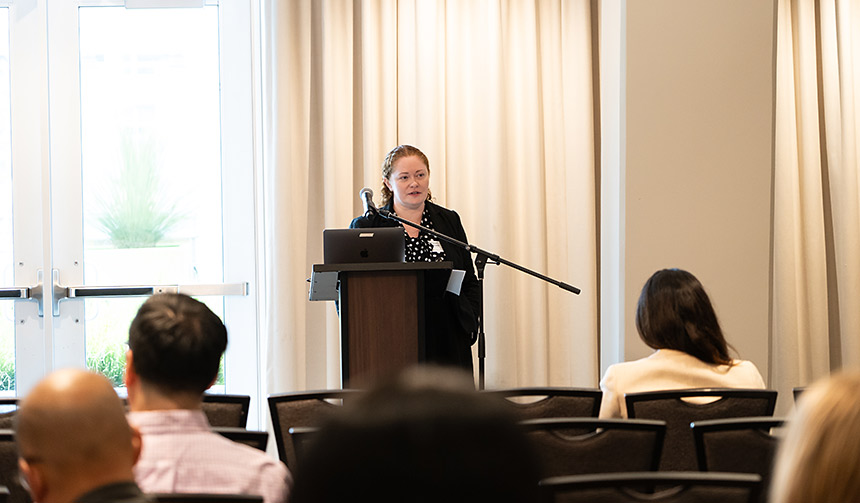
[0, 7, 16, 395]
[5, 0, 263, 426]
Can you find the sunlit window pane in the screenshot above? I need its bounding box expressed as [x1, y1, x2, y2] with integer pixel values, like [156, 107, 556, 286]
[78, 6, 225, 387]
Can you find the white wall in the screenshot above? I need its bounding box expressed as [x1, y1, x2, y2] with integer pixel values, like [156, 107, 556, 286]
[602, 0, 777, 381]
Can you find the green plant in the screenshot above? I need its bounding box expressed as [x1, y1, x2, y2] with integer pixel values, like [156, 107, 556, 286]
[0, 353, 14, 392]
[216, 357, 225, 386]
[87, 325, 127, 388]
[87, 346, 126, 387]
[96, 131, 183, 248]
[0, 320, 14, 391]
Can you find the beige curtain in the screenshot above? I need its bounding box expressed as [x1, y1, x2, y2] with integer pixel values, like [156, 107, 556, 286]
[261, 0, 599, 393]
[773, 0, 860, 404]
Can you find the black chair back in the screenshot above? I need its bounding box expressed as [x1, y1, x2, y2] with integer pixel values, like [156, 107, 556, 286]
[625, 388, 777, 471]
[540, 471, 762, 503]
[212, 427, 268, 452]
[286, 426, 319, 469]
[0, 430, 31, 503]
[201, 394, 250, 428]
[0, 399, 18, 430]
[267, 389, 363, 468]
[485, 387, 602, 419]
[149, 494, 263, 503]
[521, 418, 665, 478]
[693, 417, 786, 503]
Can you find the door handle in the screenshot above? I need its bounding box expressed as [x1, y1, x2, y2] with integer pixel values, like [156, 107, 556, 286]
[2, 270, 51, 315]
[0, 287, 31, 299]
[32, 269, 248, 317]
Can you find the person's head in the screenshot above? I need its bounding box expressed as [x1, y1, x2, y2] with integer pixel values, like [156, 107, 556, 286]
[290, 365, 540, 503]
[125, 293, 227, 404]
[16, 369, 141, 503]
[770, 371, 860, 503]
[380, 144, 432, 209]
[635, 268, 732, 365]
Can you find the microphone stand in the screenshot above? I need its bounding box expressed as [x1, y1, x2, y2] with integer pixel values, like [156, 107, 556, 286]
[376, 208, 580, 389]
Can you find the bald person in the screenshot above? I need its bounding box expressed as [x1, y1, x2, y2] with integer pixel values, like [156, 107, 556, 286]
[15, 368, 148, 503]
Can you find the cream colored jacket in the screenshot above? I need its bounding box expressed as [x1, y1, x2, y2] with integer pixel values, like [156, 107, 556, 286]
[598, 348, 766, 418]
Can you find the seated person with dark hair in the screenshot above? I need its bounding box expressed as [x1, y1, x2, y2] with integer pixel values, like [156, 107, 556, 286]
[599, 268, 765, 418]
[289, 365, 541, 503]
[16, 368, 149, 503]
[125, 293, 290, 503]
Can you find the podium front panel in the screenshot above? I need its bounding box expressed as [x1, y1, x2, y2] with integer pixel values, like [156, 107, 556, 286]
[341, 270, 425, 387]
[313, 261, 452, 388]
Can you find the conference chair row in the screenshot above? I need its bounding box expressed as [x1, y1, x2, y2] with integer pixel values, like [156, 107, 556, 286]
[539, 471, 763, 503]
[0, 393, 253, 430]
[269, 411, 783, 503]
[265, 387, 783, 472]
[276, 416, 785, 476]
[0, 476, 772, 503]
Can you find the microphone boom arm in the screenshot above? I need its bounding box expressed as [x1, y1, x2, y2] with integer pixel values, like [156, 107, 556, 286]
[377, 207, 581, 389]
[377, 208, 581, 295]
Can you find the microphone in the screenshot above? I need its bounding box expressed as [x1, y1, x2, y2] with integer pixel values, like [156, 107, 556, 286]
[359, 187, 377, 217]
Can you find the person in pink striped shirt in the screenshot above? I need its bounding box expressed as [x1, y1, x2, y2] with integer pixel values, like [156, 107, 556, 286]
[124, 293, 290, 503]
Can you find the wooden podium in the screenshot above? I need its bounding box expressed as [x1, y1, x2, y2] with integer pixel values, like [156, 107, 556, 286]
[311, 261, 452, 387]
[311, 261, 453, 388]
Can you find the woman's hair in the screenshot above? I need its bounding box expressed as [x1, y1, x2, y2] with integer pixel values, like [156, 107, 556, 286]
[770, 371, 860, 503]
[380, 144, 432, 207]
[635, 268, 732, 365]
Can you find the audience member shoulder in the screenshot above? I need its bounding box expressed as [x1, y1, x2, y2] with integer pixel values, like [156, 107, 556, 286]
[729, 358, 766, 387]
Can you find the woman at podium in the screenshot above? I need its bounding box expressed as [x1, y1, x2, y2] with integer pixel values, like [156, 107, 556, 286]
[350, 145, 481, 372]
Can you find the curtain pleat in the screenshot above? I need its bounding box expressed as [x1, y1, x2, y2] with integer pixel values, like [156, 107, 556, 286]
[772, 0, 860, 405]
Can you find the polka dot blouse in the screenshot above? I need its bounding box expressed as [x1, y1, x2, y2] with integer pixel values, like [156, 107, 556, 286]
[401, 208, 447, 263]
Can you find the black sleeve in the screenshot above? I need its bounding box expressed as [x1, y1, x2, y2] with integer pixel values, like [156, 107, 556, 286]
[350, 212, 393, 229]
[349, 216, 372, 228]
[436, 208, 482, 338]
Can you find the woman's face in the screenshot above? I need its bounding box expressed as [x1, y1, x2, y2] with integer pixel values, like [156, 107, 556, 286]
[384, 155, 429, 211]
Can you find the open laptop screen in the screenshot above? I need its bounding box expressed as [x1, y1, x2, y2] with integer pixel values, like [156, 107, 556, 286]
[323, 227, 406, 264]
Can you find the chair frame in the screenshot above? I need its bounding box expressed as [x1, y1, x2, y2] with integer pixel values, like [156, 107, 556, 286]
[792, 387, 805, 403]
[148, 494, 263, 503]
[212, 426, 269, 452]
[520, 417, 666, 473]
[0, 400, 18, 430]
[691, 416, 786, 471]
[625, 388, 778, 419]
[0, 428, 29, 503]
[625, 388, 777, 472]
[286, 425, 320, 468]
[201, 393, 251, 428]
[267, 389, 363, 465]
[539, 471, 762, 502]
[484, 387, 602, 418]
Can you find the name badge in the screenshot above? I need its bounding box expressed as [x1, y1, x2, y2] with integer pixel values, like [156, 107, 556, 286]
[447, 270, 465, 295]
[430, 240, 444, 254]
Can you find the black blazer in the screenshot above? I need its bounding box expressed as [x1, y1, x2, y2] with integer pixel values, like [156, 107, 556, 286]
[350, 200, 481, 371]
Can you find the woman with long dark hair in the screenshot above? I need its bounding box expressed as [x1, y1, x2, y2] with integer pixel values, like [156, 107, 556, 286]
[598, 268, 765, 418]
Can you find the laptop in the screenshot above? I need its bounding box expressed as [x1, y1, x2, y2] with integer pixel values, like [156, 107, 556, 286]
[323, 227, 406, 264]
